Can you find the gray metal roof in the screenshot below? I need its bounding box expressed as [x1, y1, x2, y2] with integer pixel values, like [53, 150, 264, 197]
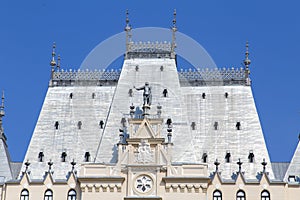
[10, 162, 22, 180]
[284, 142, 300, 181]
[271, 162, 290, 181]
[22, 57, 273, 180]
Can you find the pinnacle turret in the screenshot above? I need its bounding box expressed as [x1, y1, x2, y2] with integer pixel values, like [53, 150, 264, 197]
[244, 41, 251, 85]
[125, 9, 132, 58]
[0, 91, 5, 135]
[171, 9, 177, 57]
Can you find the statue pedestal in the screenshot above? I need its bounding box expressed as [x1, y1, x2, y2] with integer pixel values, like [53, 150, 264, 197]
[142, 104, 151, 117]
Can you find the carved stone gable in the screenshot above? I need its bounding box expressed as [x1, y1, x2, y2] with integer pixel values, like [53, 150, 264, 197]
[135, 119, 156, 139]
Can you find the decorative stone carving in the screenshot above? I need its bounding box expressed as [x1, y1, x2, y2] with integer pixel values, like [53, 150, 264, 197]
[135, 140, 154, 164]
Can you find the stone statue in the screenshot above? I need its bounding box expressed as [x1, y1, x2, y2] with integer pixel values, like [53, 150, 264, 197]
[134, 82, 152, 106]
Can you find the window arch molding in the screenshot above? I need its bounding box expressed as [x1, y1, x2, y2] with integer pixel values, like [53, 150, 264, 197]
[236, 190, 246, 200]
[67, 189, 77, 200]
[20, 189, 29, 200]
[44, 189, 53, 200]
[213, 189, 222, 200]
[261, 190, 270, 200]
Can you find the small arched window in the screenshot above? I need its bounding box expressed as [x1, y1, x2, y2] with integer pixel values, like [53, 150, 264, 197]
[236, 190, 246, 200]
[213, 190, 222, 200]
[68, 189, 77, 200]
[44, 189, 53, 200]
[261, 190, 270, 200]
[20, 189, 29, 200]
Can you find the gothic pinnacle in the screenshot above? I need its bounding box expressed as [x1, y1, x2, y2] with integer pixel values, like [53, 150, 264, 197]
[50, 42, 57, 67]
[0, 90, 5, 118]
[243, 41, 251, 69]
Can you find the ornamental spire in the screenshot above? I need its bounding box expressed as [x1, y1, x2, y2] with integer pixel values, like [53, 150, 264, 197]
[50, 42, 57, 67]
[0, 91, 5, 136]
[125, 9, 132, 58]
[171, 9, 177, 57]
[243, 41, 251, 85]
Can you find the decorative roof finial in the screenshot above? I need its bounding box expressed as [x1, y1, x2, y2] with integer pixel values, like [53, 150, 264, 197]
[48, 159, 53, 171]
[50, 42, 57, 67]
[237, 158, 243, 172]
[57, 54, 61, 69]
[125, 9, 132, 58]
[171, 9, 177, 57]
[261, 158, 267, 172]
[214, 159, 220, 172]
[24, 160, 30, 172]
[71, 159, 76, 171]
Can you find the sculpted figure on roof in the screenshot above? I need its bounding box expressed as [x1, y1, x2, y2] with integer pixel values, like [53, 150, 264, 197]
[134, 82, 152, 106]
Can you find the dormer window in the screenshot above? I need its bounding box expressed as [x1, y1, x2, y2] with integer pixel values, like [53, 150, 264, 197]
[38, 151, 44, 162]
[288, 175, 297, 182]
[54, 121, 59, 130]
[214, 122, 218, 130]
[99, 120, 104, 129]
[225, 92, 229, 98]
[128, 89, 133, 97]
[77, 121, 82, 129]
[61, 152, 67, 162]
[225, 151, 231, 163]
[166, 118, 172, 128]
[202, 153, 208, 163]
[236, 122, 241, 130]
[163, 89, 168, 97]
[248, 151, 254, 163]
[84, 152, 90, 162]
[191, 122, 196, 130]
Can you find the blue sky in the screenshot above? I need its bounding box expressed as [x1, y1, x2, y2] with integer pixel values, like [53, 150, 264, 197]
[1, 0, 300, 162]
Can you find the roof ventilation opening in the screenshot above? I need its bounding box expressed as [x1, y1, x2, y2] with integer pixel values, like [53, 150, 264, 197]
[54, 121, 59, 130]
[84, 152, 90, 162]
[191, 122, 196, 130]
[77, 121, 82, 130]
[225, 92, 229, 98]
[248, 151, 254, 163]
[202, 152, 208, 163]
[225, 151, 231, 163]
[163, 89, 168, 97]
[236, 122, 241, 130]
[38, 151, 44, 162]
[99, 120, 104, 129]
[128, 89, 133, 97]
[69, 93, 73, 99]
[202, 93, 206, 99]
[92, 93, 95, 99]
[61, 152, 67, 162]
[214, 121, 218, 130]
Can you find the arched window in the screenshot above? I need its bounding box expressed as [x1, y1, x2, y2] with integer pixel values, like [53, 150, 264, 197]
[20, 189, 29, 200]
[236, 190, 246, 200]
[213, 190, 222, 200]
[261, 190, 270, 200]
[68, 189, 76, 200]
[44, 189, 53, 200]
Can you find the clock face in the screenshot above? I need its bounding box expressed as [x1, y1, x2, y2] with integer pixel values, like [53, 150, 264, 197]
[135, 175, 153, 193]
